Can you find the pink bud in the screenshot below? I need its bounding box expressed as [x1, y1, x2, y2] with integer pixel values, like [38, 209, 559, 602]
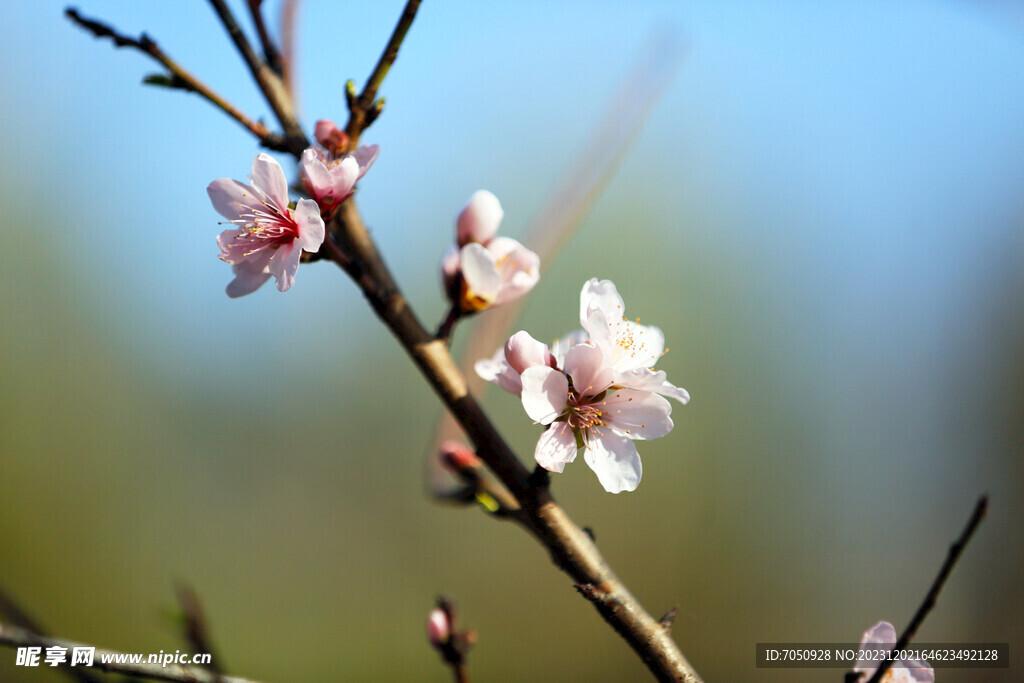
[456, 190, 503, 247]
[439, 246, 461, 298]
[314, 119, 349, 155]
[426, 608, 450, 647]
[504, 331, 554, 374]
[440, 440, 481, 471]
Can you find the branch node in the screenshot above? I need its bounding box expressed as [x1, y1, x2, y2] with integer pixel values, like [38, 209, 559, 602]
[658, 606, 679, 631]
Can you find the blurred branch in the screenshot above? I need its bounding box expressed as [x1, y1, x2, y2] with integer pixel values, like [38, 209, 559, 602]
[0, 587, 103, 683]
[862, 495, 989, 683]
[64, 7, 291, 152]
[279, 0, 301, 101]
[0, 623, 259, 683]
[173, 583, 225, 678]
[323, 199, 702, 682]
[206, 0, 308, 156]
[344, 0, 422, 146]
[246, 0, 284, 76]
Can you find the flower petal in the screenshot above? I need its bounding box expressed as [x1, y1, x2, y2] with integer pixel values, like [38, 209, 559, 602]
[474, 346, 522, 395]
[550, 329, 588, 368]
[563, 342, 613, 398]
[583, 431, 642, 493]
[266, 241, 301, 292]
[486, 237, 540, 305]
[615, 368, 690, 404]
[580, 278, 625, 330]
[534, 423, 577, 473]
[520, 366, 569, 424]
[504, 330, 552, 374]
[456, 190, 503, 246]
[207, 178, 259, 221]
[225, 259, 272, 298]
[249, 153, 290, 210]
[292, 198, 326, 252]
[353, 144, 379, 178]
[460, 242, 501, 303]
[601, 389, 674, 440]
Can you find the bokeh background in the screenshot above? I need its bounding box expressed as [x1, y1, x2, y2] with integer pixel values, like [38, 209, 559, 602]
[1, 1, 1022, 681]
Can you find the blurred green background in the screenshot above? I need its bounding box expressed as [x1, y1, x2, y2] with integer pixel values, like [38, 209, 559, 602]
[1, 1, 1022, 681]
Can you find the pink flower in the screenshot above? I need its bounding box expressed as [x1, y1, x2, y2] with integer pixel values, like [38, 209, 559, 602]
[426, 607, 451, 648]
[208, 153, 325, 297]
[301, 143, 378, 215]
[476, 279, 688, 493]
[440, 191, 540, 312]
[853, 622, 934, 683]
[520, 341, 673, 493]
[314, 119, 349, 154]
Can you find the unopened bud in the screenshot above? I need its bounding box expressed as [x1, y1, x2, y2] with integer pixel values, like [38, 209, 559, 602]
[314, 119, 349, 156]
[440, 440, 481, 472]
[426, 607, 450, 648]
[456, 190, 503, 247]
[504, 330, 554, 374]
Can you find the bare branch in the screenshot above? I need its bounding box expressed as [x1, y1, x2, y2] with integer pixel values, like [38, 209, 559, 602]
[206, 0, 308, 156]
[863, 495, 989, 683]
[0, 623, 260, 683]
[279, 0, 301, 101]
[64, 7, 290, 152]
[345, 0, 422, 146]
[246, 0, 284, 76]
[173, 583, 225, 678]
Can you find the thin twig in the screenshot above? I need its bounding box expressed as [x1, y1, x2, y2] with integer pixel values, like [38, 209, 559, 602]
[207, 0, 308, 156]
[279, 0, 301, 101]
[864, 495, 989, 683]
[64, 8, 290, 152]
[344, 0, 422, 146]
[173, 583, 225, 678]
[0, 623, 258, 683]
[246, 0, 283, 76]
[325, 199, 702, 682]
[0, 587, 104, 683]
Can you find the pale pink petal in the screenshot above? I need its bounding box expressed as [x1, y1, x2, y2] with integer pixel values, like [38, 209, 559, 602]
[266, 241, 300, 292]
[249, 153, 289, 209]
[520, 366, 569, 425]
[580, 278, 626, 330]
[353, 144, 379, 178]
[474, 347, 522, 395]
[550, 329, 588, 368]
[601, 389, 674, 440]
[225, 259, 272, 298]
[485, 237, 540, 305]
[583, 432, 642, 493]
[615, 368, 690, 404]
[300, 148, 334, 198]
[329, 155, 360, 198]
[608, 321, 665, 371]
[535, 423, 578, 473]
[853, 622, 933, 683]
[207, 178, 259, 220]
[504, 330, 553, 374]
[292, 198, 326, 252]
[460, 242, 501, 303]
[563, 342, 613, 398]
[456, 190, 503, 246]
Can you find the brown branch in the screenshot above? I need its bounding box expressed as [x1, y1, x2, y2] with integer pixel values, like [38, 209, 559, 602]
[64, 7, 290, 153]
[324, 200, 701, 682]
[863, 495, 989, 683]
[344, 0, 422, 146]
[206, 0, 308, 157]
[279, 0, 301, 101]
[246, 0, 283, 76]
[0, 623, 258, 683]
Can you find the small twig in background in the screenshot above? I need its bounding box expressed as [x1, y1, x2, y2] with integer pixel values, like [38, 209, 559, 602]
[246, 0, 283, 76]
[862, 495, 989, 683]
[173, 582, 225, 678]
[344, 0, 422, 146]
[206, 0, 308, 156]
[64, 7, 290, 152]
[279, 0, 301, 102]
